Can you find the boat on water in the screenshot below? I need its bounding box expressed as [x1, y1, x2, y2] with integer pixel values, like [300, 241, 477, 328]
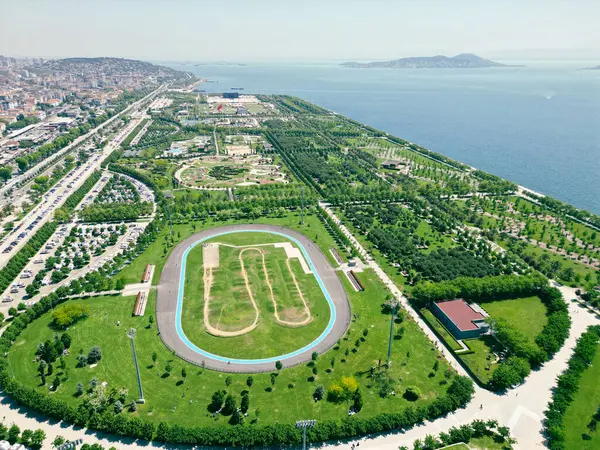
[231, 87, 244, 90]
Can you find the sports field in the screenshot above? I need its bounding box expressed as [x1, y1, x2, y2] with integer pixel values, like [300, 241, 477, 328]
[181, 232, 330, 359]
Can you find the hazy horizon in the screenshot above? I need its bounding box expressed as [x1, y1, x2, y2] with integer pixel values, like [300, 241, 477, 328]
[2, 0, 599, 62]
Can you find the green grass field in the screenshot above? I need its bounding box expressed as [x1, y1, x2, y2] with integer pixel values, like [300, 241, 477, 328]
[458, 336, 501, 385]
[562, 341, 600, 449]
[181, 233, 331, 358]
[7, 269, 457, 429]
[421, 308, 463, 351]
[482, 295, 547, 342]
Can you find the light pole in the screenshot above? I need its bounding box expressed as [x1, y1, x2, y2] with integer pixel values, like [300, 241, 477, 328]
[387, 298, 400, 366]
[295, 419, 316, 450]
[127, 327, 145, 403]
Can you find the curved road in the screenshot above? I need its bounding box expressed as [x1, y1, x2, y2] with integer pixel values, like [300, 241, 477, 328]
[156, 224, 351, 373]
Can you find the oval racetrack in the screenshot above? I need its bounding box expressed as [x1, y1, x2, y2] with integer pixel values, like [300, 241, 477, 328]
[156, 224, 351, 373]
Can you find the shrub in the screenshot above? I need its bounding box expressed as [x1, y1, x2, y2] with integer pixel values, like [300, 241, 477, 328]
[87, 346, 102, 364]
[404, 386, 420, 401]
[314, 385, 325, 401]
[52, 304, 88, 328]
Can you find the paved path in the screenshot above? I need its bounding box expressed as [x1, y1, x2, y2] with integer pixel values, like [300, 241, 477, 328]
[156, 224, 351, 373]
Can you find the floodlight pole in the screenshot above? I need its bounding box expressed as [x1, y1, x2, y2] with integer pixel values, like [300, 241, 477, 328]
[387, 300, 399, 366]
[296, 419, 316, 450]
[166, 196, 173, 235]
[127, 328, 145, 403]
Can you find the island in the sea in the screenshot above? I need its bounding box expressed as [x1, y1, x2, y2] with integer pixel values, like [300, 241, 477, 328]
[583, 65, 600, 70]
[341, 53, 523, 69]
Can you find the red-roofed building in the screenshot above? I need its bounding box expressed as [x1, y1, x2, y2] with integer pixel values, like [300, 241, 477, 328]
[432, 299, 489, 340]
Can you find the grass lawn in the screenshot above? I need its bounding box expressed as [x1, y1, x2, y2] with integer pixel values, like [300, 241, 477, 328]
[458, 336, 501, 385]
[117, 210, 349, 286]
[562, 341, 600, 449]
[181, 233, 331, 358]
[7, 270, 457, 429]
[481, 296, 547, 342]
[421, 308, 463, 351]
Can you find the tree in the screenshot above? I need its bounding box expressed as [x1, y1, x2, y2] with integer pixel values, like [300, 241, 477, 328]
[312, 351, 319, 362]
[15, 157, 28, 172]
[31, 429, 46, 448]
[246, 376, 254, 388]
[60, 333, 72, 349]
[115, 278, 126, 290]
[210, 390, 226, 410]
[53, 375, 61, 389]
[129, 400, 137, 412]
[404, 386, 420, 401]
[165, 362, 173, 375]
[275, 360, 283, 371]
[8, 307, 17, 317]
[230, 408, 243, 425]
[152, 351, 157, 366]
[20, 429, 33, 447]
[314, 385, 325, 401]
[352, 388, 363, 412]
[148, 314, 154, 328]
[222, 394, 237, 415]
[181, 367, 187, 383]
[76, 382, 84, 396]
[87, 346, 102, 364]
[0, 166, 12, 181]
[270, 373, 277, 387]
[225, 376, 232, 387]
[114, 400, 124, 413]
[7, 424, 20, 445]
[240, 393, 250, 414]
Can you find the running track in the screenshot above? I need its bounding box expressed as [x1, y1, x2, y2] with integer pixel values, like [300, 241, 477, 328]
[156, 224, 351, 373]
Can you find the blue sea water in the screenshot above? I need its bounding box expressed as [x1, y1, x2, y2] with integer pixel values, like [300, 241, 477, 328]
[167, 62, 600, 214]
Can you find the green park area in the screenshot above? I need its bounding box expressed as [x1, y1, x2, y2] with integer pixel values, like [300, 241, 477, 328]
[7, 269, 458, 428]
[181, 232, 331, 359]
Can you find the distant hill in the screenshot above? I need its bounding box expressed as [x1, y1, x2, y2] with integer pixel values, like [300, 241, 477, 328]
[582, 65, 600, 70]
[31, 57, 191, 79]
[342, 53, 523, 69]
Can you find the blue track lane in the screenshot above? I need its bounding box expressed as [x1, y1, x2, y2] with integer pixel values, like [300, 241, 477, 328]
[175, 230, 337, 364]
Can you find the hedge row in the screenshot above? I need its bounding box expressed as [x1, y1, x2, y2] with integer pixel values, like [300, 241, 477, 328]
[410, 273, 548, 307]
[62, 171, 102, 211]
[0, 221, 57, 294]
[544, 325, 600, 450]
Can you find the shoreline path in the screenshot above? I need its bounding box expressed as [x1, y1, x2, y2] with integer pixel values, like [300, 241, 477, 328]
[155, 224, 352, 373]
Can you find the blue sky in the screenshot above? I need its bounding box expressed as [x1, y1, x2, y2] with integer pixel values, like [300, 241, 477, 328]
[2, 0, 599, 61]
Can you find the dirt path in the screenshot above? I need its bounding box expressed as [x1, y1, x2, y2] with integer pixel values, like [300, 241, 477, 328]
[202, 252, 260, 337]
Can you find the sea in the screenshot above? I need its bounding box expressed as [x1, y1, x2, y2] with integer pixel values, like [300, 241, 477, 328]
[166, 61, 600, 214]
